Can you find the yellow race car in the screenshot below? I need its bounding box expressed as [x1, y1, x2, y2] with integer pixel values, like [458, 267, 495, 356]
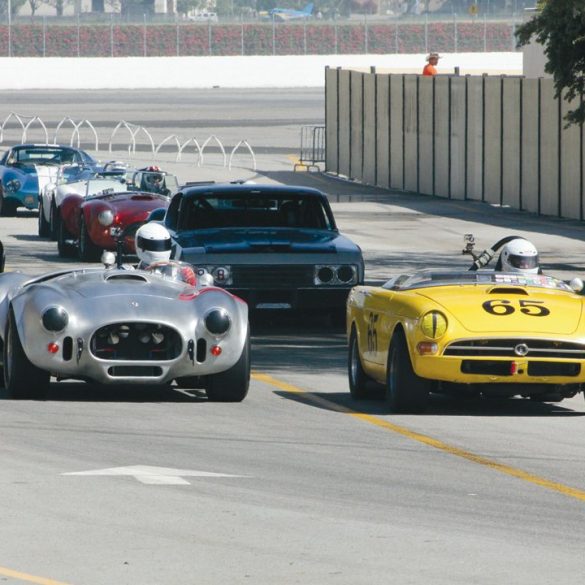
[347, 270, 585, 413]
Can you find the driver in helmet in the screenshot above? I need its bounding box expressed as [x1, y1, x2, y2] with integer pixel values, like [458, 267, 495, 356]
[134, 223, 196, 286]
[495, 238, 541, 274]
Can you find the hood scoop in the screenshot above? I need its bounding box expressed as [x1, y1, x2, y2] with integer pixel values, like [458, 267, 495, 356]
[105, 273, 149, 283]
[487, 287, 529, 295]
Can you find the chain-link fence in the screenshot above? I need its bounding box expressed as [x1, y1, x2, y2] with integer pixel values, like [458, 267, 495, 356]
[0, 14, 522, 57]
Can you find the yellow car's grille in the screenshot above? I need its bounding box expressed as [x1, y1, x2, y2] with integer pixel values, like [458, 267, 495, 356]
[444, 339, 585, 359]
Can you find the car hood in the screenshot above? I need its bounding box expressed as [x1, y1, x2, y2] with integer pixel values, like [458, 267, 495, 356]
[175, 228, 357, 253]
[416, 285, 584, 335]
[35, 166, 60, 193]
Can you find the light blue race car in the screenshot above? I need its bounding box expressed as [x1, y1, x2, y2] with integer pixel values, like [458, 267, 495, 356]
[0, 144, 97, 216]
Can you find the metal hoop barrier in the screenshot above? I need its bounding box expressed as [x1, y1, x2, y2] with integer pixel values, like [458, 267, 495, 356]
[155, 134, 182, 162]
[229, 140, 257, 171]
[199, 135, 227, 168]
[108, 121, 155, 157]
[178, 137, 203, 164]
[54, 117, 100, 152]
[0, 113, 49, 145]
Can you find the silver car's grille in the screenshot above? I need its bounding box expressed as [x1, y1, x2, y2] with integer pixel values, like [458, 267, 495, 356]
[231, 265, 314, 288]
[444, 339, 585, 359]
[91, 322, 182, 361]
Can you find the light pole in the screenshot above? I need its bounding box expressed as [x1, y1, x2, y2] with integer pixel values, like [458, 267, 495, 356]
[8, 0, 11, 58]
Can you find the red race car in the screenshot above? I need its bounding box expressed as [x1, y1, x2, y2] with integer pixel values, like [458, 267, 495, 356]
[58, 170, 177, 261]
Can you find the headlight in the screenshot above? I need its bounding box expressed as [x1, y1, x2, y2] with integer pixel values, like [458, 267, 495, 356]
[98, 209, 114, 226]
[204, 309, 231, 336]
[206, 266, 232, 286]
[41, 306, 69, 332]
[314, 265, 358, 286]
[420, 311, 448, 339]
[5, 179, 21, 193]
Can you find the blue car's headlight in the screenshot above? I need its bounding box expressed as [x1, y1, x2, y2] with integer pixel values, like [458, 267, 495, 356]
[5, 179, 21, 193]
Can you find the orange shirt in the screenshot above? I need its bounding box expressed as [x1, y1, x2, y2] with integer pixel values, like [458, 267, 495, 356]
[422, 64, 437, 76]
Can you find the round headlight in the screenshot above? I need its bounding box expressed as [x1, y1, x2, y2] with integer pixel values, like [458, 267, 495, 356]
[5, 179, 21, 193]
[420, 311, 448, 339]
[42, 306, 69, 332]
[98, 209, 114, 226]
[204, 309, 231, 336]
[211, 266, 230, 284]
[336, 265, 355, 284]
[317, 266, 334, 284]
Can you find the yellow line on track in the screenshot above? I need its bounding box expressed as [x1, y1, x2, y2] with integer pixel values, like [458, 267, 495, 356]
[0, 566, 71, 585]
[252, 372, 585, 502]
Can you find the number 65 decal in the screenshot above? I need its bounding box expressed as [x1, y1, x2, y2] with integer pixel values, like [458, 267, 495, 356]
[482, 299, 550, 317]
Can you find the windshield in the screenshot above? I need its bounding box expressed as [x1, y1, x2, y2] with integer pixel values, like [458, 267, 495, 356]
[143, 261, 197, 286]
[383, 270, 573, 292]
[85, 178, 129, 198]
[179, 192, 334, 230]
[8, 146, 88, 166]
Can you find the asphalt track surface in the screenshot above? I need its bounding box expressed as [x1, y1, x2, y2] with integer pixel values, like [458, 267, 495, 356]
[1, 89, 585, 585]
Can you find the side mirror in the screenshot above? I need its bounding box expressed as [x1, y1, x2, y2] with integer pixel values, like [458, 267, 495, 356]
[148, 207, 166, 223]
[569, 278, 584, 293]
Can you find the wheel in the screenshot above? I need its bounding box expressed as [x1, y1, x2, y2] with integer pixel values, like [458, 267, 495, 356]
[57, 216, 76, 258]
[0, 198, 17, 217]
[3, 310, 49, 399]
[49, 199, 58, 240]
[386, 329, 430, 413]
[78, 214, 100, 262]
[206, 330, 250, 402]
[348, 328, 376, 399]
[38, 199, 50, 237]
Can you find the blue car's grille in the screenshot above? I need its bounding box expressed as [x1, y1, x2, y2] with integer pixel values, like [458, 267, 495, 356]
[232, 265, 314, 288]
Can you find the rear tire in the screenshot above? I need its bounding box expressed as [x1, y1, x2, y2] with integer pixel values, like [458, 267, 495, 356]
[386, 329, 430, 413]
[3, 310, 49, 399]
[57, 215, 76, 258]
[348, 328, 376, 399]
[78, 215, 100, 262]
[206, 330, 250, 402]
[38, 199, 50, 237]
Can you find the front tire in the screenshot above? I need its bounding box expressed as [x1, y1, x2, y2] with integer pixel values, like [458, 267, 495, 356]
[57, 215, 76, 258]
[78, 215, 100, 262]
[1, 199, 18, 217]
[348, 328, 376, 399]
[206, 330, 250, 402]
[386, 329, 430, 413]
[3, 310, 49, 399]
[38, 199, 50, 237]
[49, 199, 59, 240]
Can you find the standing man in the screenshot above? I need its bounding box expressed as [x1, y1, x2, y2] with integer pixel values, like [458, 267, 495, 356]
[423, 52, 440, 76]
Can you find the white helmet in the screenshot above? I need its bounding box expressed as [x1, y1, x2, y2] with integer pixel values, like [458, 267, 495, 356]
[135, 223, 172, 266]
[500, 238, 539, 274]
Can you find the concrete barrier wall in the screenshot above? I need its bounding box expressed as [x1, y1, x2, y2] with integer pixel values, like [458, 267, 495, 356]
[326, 69, 585, 222]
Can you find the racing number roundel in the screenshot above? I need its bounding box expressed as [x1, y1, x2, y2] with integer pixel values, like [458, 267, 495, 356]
[482, 299, 550, 317]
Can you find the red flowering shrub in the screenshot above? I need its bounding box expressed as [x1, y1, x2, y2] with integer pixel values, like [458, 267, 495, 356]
[0, 21, 519, 57]
[243, 24, 272, 56]
[211, 25, 242, 56]
[368, 24, 397, 54]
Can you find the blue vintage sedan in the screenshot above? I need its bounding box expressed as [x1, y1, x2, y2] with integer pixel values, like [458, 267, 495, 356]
[160, 183, 365, 314]
[0, 144, 97, 216]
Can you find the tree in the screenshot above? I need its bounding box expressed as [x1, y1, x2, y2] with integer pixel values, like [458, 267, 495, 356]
[27, 0, 43, 16]
[44, 0, 72, 16]
[516, 0, 585, 126]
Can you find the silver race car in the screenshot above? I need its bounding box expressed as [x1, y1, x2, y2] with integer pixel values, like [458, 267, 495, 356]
[0, 257, 250, 401]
